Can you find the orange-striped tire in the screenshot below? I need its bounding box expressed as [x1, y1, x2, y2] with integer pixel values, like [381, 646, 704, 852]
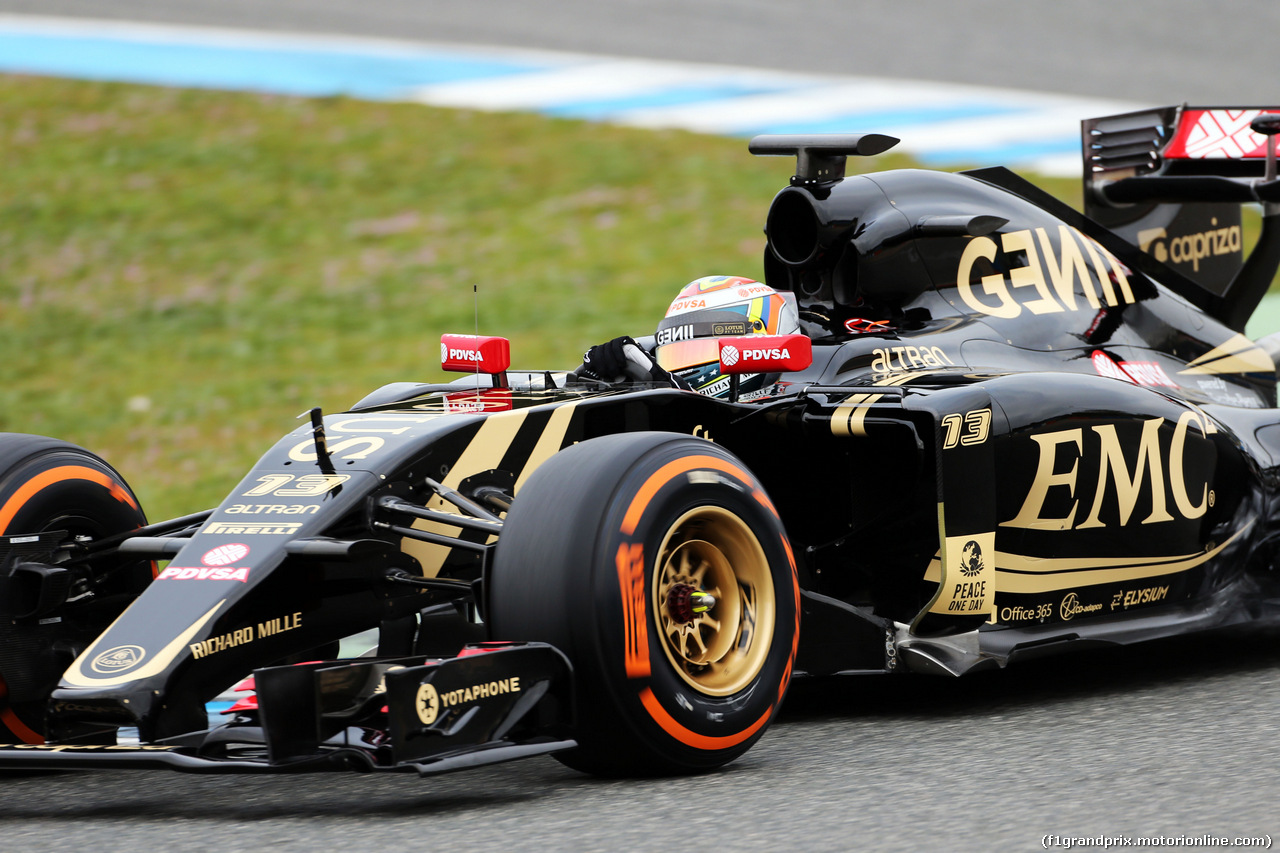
[488, 432, 799, 776]
[0, 434, 150, 743]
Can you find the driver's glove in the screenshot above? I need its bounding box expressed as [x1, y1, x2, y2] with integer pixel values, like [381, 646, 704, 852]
[578, 336, 683, 387]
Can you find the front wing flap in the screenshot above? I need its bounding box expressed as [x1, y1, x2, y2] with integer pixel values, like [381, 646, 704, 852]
[0, 642, 576, 775]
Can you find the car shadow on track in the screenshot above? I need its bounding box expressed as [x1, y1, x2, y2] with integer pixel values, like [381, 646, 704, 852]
[779, 624, 1280, 720]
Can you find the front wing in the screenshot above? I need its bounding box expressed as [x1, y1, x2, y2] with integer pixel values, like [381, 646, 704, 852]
[0, 642, 576, 775]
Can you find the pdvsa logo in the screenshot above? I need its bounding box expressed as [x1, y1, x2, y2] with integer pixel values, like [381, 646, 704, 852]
[721, 345, 741, 367]
[203, 543, 250, 566]
[448, 349, 483, 362]
[742, 348, 792, 360]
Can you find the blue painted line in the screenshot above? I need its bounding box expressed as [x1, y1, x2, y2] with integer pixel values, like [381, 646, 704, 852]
[746, 102, 1026, 136]
[543, 81, 796, 119]
[0, 16, 1137, 175]
[0, 33, 543, 99]
[913, 137, 1082, 167]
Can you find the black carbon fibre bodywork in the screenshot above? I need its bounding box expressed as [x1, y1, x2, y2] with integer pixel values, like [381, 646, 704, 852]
[4, 111, 1280, 773]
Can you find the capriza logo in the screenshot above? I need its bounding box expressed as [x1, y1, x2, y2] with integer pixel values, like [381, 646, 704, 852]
[1137, 224, 1241, 272]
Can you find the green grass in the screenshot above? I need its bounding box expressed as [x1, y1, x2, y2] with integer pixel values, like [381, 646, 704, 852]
[2, 75, 922, 518]
[0, 74, 1253, 519]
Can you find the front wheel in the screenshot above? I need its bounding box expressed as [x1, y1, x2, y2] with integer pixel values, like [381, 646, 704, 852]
[0, 434, 151, 743]
[488, 432, 799, 775]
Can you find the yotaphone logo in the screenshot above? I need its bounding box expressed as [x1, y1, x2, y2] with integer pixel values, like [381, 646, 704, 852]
[721, 345, 740, 367]
[203, 543, 250, 566]
[91, 645, 144, 674]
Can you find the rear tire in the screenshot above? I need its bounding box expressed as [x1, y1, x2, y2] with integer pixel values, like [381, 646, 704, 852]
[0, 434, 151, 742]
[488, 432, 799, 776]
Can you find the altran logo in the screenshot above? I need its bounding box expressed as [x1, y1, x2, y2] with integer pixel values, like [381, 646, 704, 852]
[721, 345, 740, 366]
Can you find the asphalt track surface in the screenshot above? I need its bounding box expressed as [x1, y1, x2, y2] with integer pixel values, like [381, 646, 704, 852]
[0, 0, 1277, 103]
[2, 630, 1278, 851]
[3, 2, 1280, 849]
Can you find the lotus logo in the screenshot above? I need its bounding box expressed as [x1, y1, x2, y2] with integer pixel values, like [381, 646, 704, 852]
[721, 345, 740, 367]
[959, 540, 984, 577]
[91, 645, 145, 674]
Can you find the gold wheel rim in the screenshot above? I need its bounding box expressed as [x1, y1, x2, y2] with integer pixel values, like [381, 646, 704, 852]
[652, 506, 775, 696]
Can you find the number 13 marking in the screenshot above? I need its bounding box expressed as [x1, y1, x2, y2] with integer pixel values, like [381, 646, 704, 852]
[941, 408, 992, 449]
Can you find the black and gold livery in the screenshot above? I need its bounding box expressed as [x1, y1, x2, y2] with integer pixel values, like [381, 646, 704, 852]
[3, 108, 1280, 776]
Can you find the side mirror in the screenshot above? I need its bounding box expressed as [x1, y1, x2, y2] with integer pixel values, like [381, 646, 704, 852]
[717, 334, 812, 402]
[441, 334, 511, 387]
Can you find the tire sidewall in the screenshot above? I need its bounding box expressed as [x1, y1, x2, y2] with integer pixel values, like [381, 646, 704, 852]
[585, 437, 799, 768]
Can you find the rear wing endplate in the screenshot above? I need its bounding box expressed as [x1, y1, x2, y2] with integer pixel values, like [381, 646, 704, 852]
[1083, 106, 1280, 331]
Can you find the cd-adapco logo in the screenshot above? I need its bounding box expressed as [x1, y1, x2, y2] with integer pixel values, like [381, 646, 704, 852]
[721, 345, 740, 367]
[91, 645, 145, 674]
[202, 543, 250, 566]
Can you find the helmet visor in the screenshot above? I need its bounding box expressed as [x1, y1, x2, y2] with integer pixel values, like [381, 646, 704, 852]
[654, 337, 722, 372]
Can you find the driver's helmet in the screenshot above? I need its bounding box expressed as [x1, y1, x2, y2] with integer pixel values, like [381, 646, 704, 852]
[653, 275, 800, 399]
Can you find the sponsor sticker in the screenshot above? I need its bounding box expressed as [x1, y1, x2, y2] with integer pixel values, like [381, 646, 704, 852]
[203, 543, 249, 566]
[91, 645, 144, 675]
[203, 522, 302, 536]
[158, 566, 250, 582]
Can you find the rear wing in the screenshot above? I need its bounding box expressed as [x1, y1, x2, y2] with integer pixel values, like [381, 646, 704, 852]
[1083, 106, 1280, 331]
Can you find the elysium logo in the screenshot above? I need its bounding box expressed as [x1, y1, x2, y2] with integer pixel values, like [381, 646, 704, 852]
[91, 645, 145, 674]
[959, 540, 984, 577]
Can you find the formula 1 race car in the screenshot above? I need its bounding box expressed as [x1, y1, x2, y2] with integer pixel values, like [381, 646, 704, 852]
[2, 105, 1280, 777]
